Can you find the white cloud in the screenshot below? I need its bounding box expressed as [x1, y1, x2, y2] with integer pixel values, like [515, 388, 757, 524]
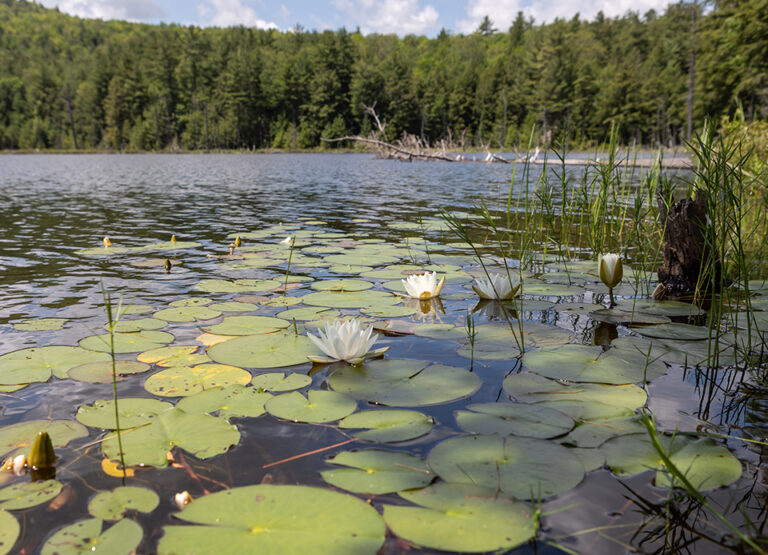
[333, 0, 439, 35]
[196, 0, 277, 28]
[458, 0, 672, 33]
[38, 0, 165, 21]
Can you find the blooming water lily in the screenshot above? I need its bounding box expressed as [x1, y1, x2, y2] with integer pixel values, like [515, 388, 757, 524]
[174, 491, 193, 511]
[402, 271, 445, 300]
[472, 273, 520, 300]
[598, 253, 623, 306]
[307, 319, 389, 365]
[102, 237, 111, 248]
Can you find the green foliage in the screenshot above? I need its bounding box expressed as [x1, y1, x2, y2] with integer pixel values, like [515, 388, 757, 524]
[1, 1, 763, 150]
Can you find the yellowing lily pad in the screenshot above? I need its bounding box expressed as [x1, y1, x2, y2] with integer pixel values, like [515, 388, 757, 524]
[251, 372, 312, 392]
[329, 359, 480, 407]
[101, 408, 240, 468]
[338, 410, 433, 442]
[265, 390, 356, 423]
[137, 345, 210, 367]
[0, 346, 111, 384]
[176, 385, 272, 418]
[382, 483, 536, 553]
[202, 316, 289, 336]
[41, 518, 142, 555]
[144, 364, 251, 397]
[88, 486, 160, 520]
[208, 333, 319, 369]
[79, 331, 174, 354]
[157, 485, 385, 554]
[321, 450, 433, 494]
[0, 480, 63, 510]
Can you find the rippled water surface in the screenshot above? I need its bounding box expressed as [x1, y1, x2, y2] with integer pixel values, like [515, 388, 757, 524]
[0, 153, 764, 554]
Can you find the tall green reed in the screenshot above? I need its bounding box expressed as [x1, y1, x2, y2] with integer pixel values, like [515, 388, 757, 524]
[101, 282, 127, 480]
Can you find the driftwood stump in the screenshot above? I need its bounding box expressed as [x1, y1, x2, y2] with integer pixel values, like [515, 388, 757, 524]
[656, 193, 715, 298]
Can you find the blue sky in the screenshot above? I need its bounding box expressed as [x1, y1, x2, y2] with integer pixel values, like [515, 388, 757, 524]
[37, 0, 674, 35]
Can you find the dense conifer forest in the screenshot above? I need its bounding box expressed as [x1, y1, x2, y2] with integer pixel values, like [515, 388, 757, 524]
[0, 0, 766, 151]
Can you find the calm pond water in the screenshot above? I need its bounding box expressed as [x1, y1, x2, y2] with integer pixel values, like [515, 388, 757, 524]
[0, 153, 765, 554]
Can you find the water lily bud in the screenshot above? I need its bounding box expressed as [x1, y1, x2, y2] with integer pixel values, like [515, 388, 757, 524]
[234, 236, 242, 248]
[279, 236, 292, 245]
[598, 254, 623, 289]
[164, 259, 172, 273]
[174, 491, 193, 511]
[103, 237, 111, 248]
[170, 234, 177, 244]
[28, 431, 55, 469]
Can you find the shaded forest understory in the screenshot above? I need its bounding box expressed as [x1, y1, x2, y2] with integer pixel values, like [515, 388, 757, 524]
[1, 0, 766, 151]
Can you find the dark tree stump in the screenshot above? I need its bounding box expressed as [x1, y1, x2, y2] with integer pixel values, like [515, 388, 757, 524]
[656, 193, 715, 297]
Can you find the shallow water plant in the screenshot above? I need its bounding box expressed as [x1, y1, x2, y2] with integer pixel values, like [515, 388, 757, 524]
[306, 319, 388, 364]
[402, 271, 445, 299]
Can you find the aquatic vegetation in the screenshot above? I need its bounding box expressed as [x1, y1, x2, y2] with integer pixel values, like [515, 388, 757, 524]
[598, 252, 623, 306]
[401, 271, 445, 299]
[471, 272, 520, 300]
[306, 319, 387, 364]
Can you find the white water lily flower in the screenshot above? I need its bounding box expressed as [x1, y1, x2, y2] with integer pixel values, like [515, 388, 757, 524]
[307, 319, 389, 365]
[472, 273, 520, 300]
[279, 236, 293, 245]
[598, 253, 623, 288]
[102, 237, 111, 248]
[174, 491, 193, 511]
[402, 271, 445, 300]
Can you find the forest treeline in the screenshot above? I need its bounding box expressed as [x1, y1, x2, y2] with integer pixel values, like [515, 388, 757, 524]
[0, 0, 766, 151]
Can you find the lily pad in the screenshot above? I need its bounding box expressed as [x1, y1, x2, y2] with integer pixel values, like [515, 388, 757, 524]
[456, 402, 574, 438]
[522, 344, 666, 384]
[301, 290, 399, 309]
[360, 305, 416, 318]
[153, 306, 222, 323]
[12, 318, 68, 331]
[109, 318, 167, 332]
[76, 398, 173, 429]
[275, 307, 340, 321]
[0, 510, 18, 555]
[0, 346, 111, 384]
[195, 279, 281, 293]
[202, 316, 290, 336]
[0, 420, 87, 459]
[338, 409, 433, 442]
[560, 415, 646, 448]
[382, 483, 536, 553]
[137, 345, 210, 367]
[144, 364, 251, 397]
[170, 298, 212, 307]
[265, 390, 356, 423]
[589, 308, 671, 326]
[330, 359, 480, 407]
[602, 433, 742, 490]
[208, 333, 320, 369]
[259, 296, 302, 308]
[41, 518, 142, 555]
[68, 360, 151, 383]
[208, 301, 258, 312]
[522, 281, 583, 296]
[121, 304, 155, 315]
[615, 300, 705, 318]
[79, 331, 174, 354]
[634, 323, 711, 341]
[157, 485, 385, 554]
[321, 450, 433, 494]
[427, 435, 585, 499]
[176, 385, 272, 418]
[88, 486, 160, 520]
[0, 480, 62, 510]
[251, 372, 312, 392]
[311, 279, 374, 292]
[101, 408, 240, 467]
[503, 372, 647, 410]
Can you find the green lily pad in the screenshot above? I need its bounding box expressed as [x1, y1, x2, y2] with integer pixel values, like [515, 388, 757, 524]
[311, 279, 374, 292]
[137, 345, 210, 367]
[456, 402, 574, 438]
[12, 318, 68, 331]
[41, 518, 142, 555]
[522, 281, 583, 296]
[523, 344, 667, 384]
[635, 323, 712, 341]
[259, 296, 302, 308]
[0, 420, 87, 459]
[324, 252, 401, 266]
[602, 433, 742, 490]
[144, 364, 252, 397]
[121, 304, 155, 315]
[157, 485, 385, 554]
[195, 279, 281, 293]
[589, 308, 671, 326]
[321, 450, 433, 494]
[329, 264, 373, 274]
[570, 447, 605, 472]
[552, 302, 605, 315]
[503, 372, 647, 410]
[153, 306, 222, 323]
[265, 390, 356, 423]
[382, 483, 536, 553]
[144, 240, 201, 251]
[275, 307, 340, 321]
[176, 385, 272, 418]
[251, 372, 312, 392]
[68, 360, 151, 383]
[301, 290, 399, 309]
[109, 318, 167, 332]
[0, 346, 111, 384]
[202, 316, 290, 336]
[615, 300, 705, 317]
[338, 409, 433, 442]
[88, 486, 160, 520]
[0, 509, 19, 555]
[0, 480, 62, 510]
[76, 398, 173, 429]
[427, 435, 585, 499]
[560, 415, 647, 448]
[79, 331, 174, 354]
[208, 333, 319, 369]
[330, 359, 480, 407]
[75, 246, 133, 256]
[360, 305, 416, 318]
[101, 408, 240, 468]
[208, 301, 259, 312]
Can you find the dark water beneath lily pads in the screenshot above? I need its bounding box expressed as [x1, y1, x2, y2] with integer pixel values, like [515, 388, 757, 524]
[0, 153, 766, 554]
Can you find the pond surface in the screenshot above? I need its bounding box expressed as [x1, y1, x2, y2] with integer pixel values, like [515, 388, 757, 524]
[0, 153, 765, 554]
